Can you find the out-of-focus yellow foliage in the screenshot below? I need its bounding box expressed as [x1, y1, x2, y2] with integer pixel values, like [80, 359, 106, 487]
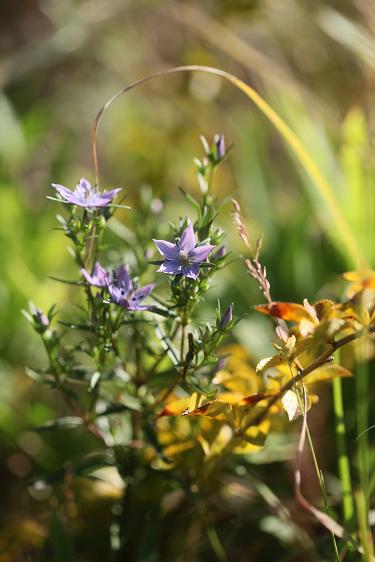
[0, 519, 47, 562]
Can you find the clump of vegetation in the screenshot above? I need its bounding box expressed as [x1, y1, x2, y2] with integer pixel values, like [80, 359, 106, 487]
[24, 78, 374, 559]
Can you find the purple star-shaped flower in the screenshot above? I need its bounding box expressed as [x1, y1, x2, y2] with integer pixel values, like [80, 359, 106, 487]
[153, 221, 215, 280]
[81, 262, 110, 287]
[51, 177, 122, 208]
[107, 265, 155, 311]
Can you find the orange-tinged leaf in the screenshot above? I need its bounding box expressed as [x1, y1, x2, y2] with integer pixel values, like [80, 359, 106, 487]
[157, 397, 191, 418]
[303, 364, 352, 385]
[182, 400, 232, 420]
[255, 302, 313, 323]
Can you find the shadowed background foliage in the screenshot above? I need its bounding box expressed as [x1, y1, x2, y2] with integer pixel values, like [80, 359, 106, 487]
[0, 1, 374, 561]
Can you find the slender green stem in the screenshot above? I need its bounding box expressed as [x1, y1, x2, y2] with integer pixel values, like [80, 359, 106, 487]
[356, 339, 370, 512]
[332, 351, 354, 523]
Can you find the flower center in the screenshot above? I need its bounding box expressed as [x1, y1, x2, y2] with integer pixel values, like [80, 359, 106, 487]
[178, 250, 190, 264]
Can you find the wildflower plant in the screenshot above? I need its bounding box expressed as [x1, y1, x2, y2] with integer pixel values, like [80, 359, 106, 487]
[24, 67, 375, 560]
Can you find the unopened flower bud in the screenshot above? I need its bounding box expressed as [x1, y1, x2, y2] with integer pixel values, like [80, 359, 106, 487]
[220, 303, 233, 330]
[29, 303, 49, 328]
[214, 134, 225, 161]
[212, 245, 226, 260]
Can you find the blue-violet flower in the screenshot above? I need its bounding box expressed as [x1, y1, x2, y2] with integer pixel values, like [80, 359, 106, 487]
[153, 221, 215, 280]
[51, 177, 121, 208]
[108, 265, 154, 311]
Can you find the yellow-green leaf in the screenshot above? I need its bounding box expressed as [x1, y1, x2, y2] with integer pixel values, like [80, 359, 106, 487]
[304, 364, 352, 385]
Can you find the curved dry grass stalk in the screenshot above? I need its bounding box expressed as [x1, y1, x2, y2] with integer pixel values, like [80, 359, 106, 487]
[92, 64, 363, 268]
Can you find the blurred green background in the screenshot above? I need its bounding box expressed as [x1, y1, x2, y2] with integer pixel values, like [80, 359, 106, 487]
[0, 0, 374, 560]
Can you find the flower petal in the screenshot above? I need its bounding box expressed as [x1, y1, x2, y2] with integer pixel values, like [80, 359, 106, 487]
[179, 222, 196, 252]
[102, 188, 122, 199]
[88, 188, 122, 206]
[153, 240, 179, 260]
[189, 244, 215, 263]
[81, 262, 109, 287]
[75, 178, 91, 200]
[128, 284, 155, 310]
[182, 263, 200, 280]
[108, 285, 123, 304]
[78, 177, 92, 190]
[81, 268, 94, 285]
[157, 260, 182, 275]
[132, 284, 155, 301]
[113, 265, 132, 294]
[84, 195, 114, 207]
[51, 183, 80, 204]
